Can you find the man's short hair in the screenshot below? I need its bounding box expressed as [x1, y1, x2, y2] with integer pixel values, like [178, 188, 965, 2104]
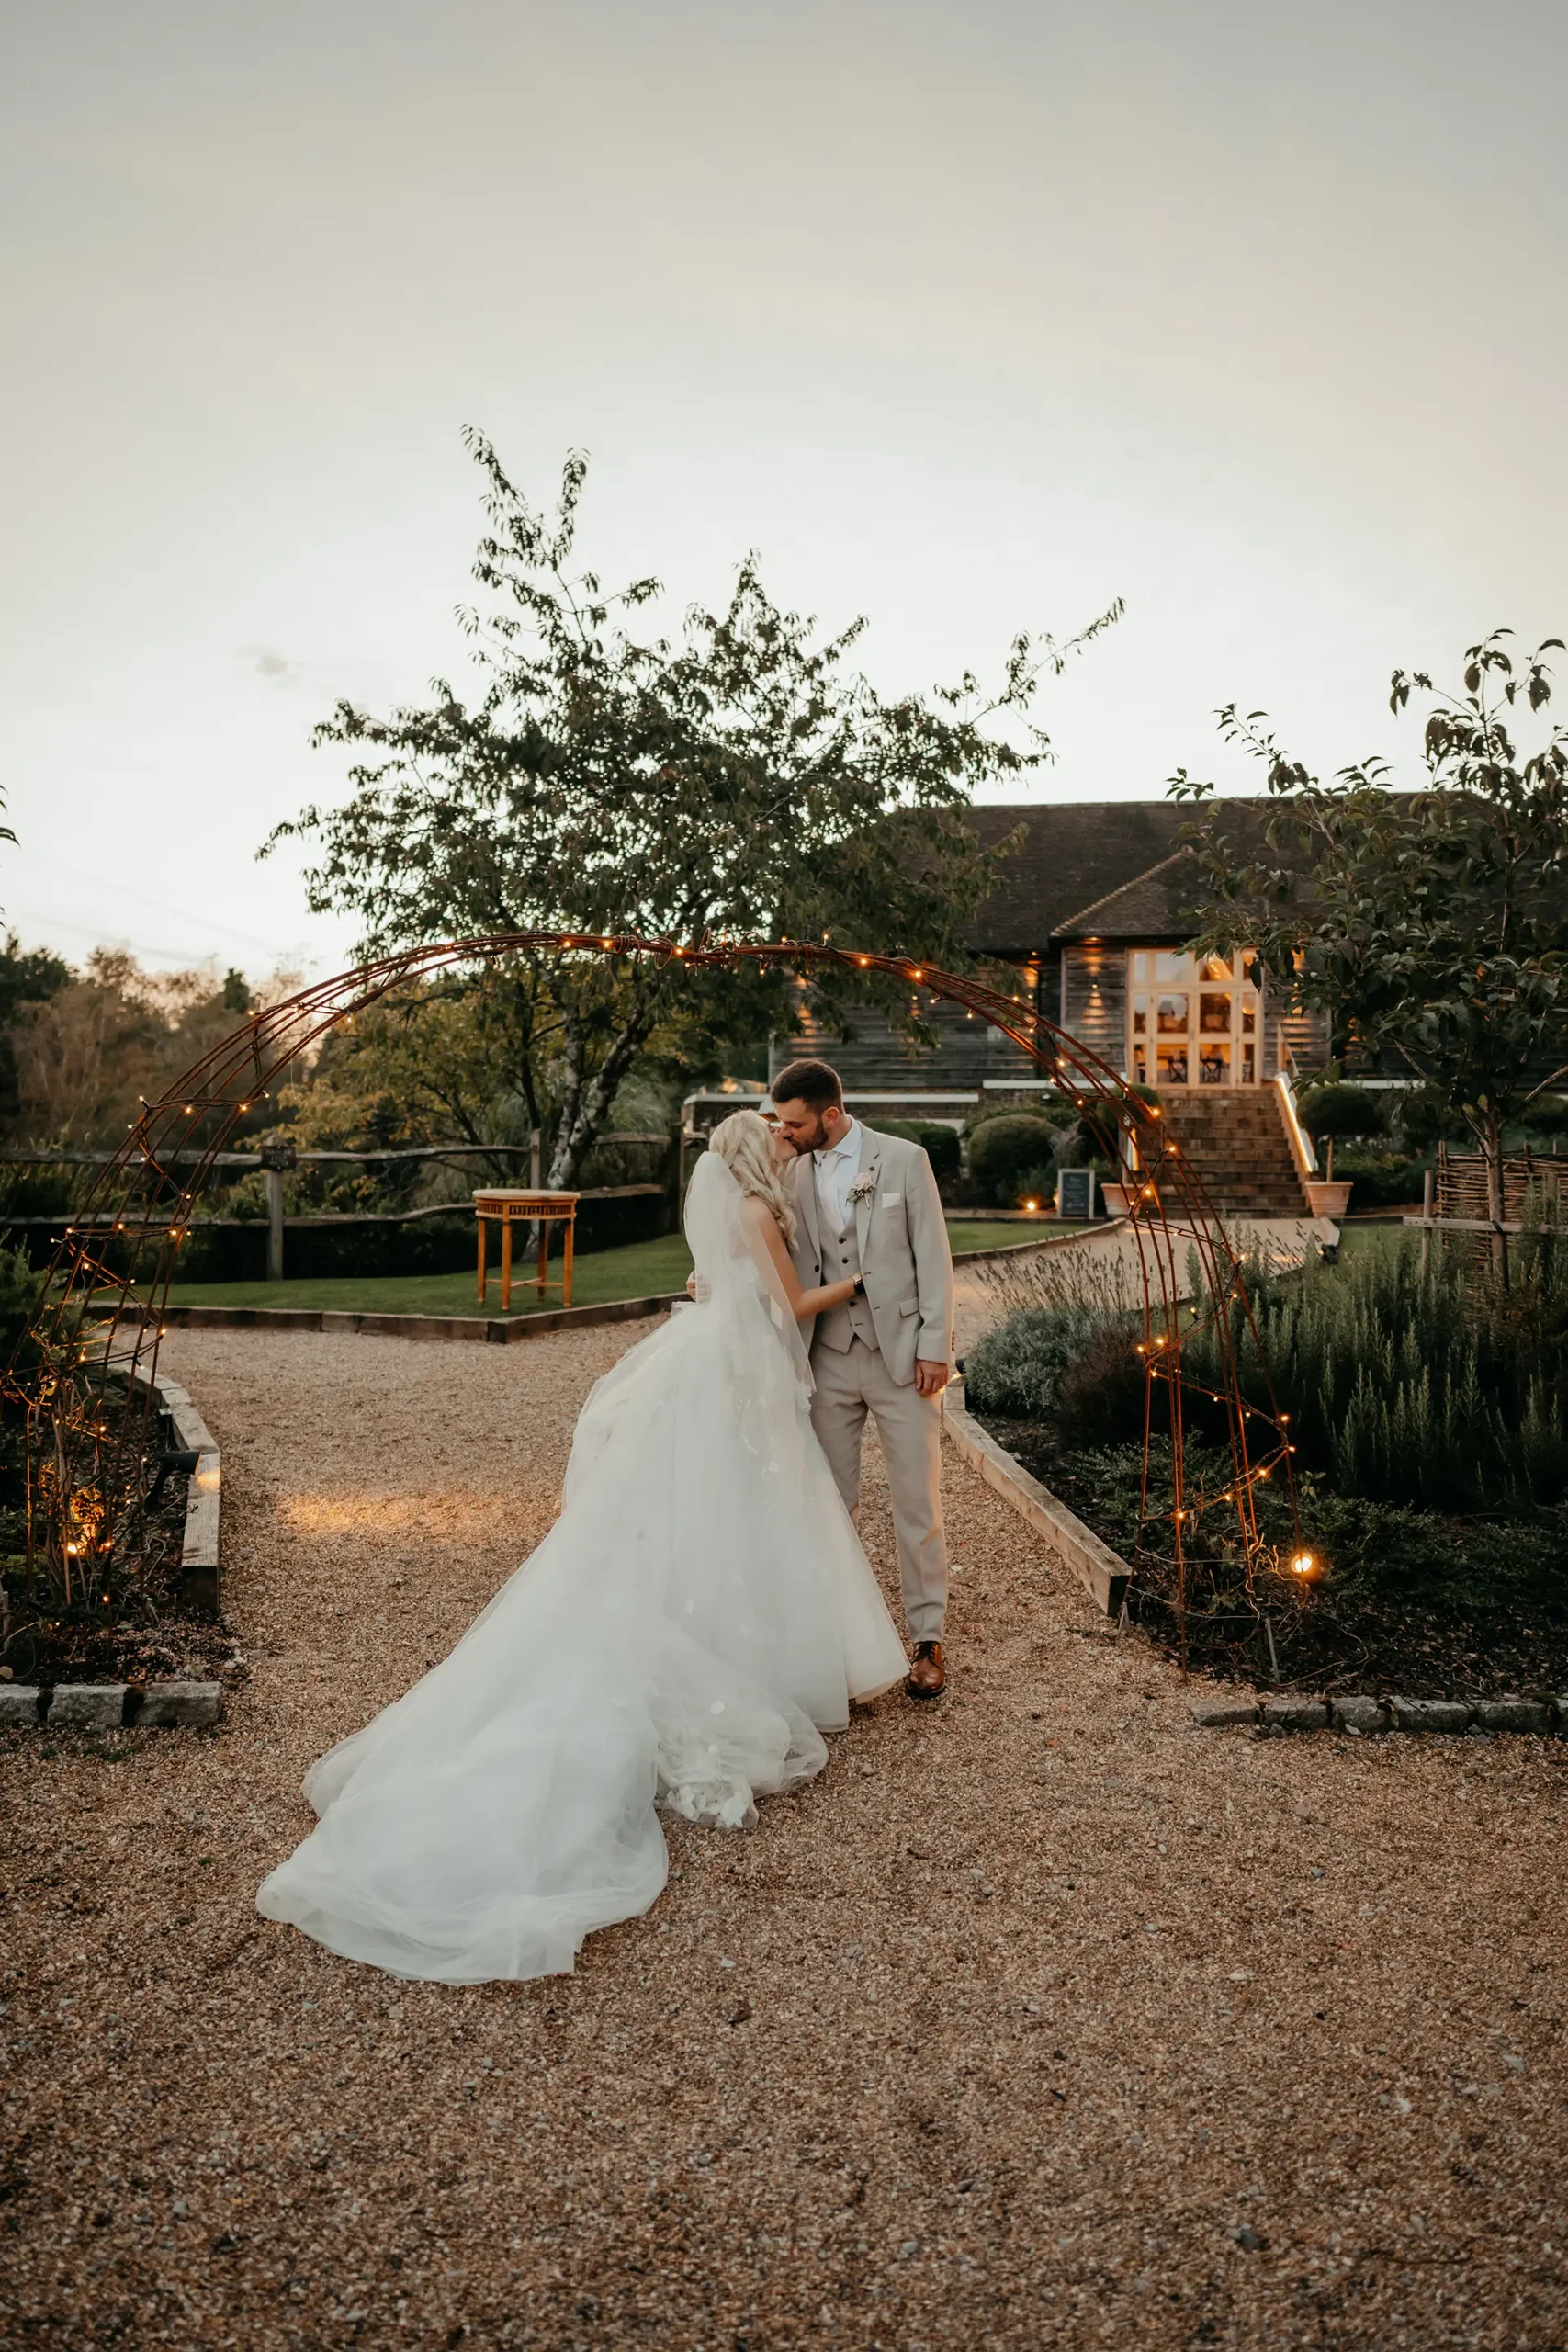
[770, 1057, 843, 1113]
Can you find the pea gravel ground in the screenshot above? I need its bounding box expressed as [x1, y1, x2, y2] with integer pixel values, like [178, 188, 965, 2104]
[2, 1319, 1565, 2352]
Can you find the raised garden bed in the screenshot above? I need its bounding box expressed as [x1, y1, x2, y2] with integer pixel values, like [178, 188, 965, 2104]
[958, 1224, 1568, 1700]
[0, 1362, 237, 1700]
[973, 1413, 1568, 1699]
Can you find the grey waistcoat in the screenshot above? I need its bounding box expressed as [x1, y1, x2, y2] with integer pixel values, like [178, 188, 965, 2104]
[814, 1204, 878, 1354]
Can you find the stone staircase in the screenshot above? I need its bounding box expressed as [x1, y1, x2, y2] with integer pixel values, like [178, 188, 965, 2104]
[1151, 1088, 1313, 1217]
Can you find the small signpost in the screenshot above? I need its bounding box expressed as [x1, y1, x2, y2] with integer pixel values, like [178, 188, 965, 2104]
[1056, 1167, 1098, 1222]
[473, 1189, 580, 1314]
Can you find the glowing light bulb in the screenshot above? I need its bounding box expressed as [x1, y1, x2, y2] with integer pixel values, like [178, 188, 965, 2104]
[1290, 1550, 1315, 1577]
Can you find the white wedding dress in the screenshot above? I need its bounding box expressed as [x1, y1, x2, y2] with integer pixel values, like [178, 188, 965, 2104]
[256, 1154, 908, 1983]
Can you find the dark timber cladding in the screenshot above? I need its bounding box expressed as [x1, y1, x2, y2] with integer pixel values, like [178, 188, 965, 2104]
[779, 982, 1041, 1093]
[1059, 941, 1126, 1069]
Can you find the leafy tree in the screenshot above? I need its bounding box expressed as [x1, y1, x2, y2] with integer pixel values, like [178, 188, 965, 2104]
[1172, 631, 1568, 1252]
[0, 936, 70, 1126]
[276, 982, 551, 1210]
[270, 434, 1119, 1187]
[5, 954, 271, 1144]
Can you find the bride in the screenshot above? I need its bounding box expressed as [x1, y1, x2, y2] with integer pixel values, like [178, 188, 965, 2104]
[256, 1110, 909, 1983]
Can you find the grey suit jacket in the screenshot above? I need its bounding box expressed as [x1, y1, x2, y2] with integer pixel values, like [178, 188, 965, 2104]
[787, 1127, 955, 1388]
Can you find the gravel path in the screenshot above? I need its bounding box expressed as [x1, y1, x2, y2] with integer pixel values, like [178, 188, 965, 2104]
[2, 1318, 1564, 2349]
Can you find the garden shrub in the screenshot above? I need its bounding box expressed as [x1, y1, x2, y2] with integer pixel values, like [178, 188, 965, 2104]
[963, 1303, 1104, 1419]
[971, 1229, 1568, 1512]
[1010, 1161, 1056, 1211]
[864, 1119, 961, 1182]
[0, 1242, 45, 1367]
[964, 1096, 1069, 1139]
[1295, 1083, 1387, 1143]
[1054, 1320, 1148, 1444]
[1517, 1093, 1568, 1143]
[969, 1114, 1068, 1206]
[1330, 1148, 1432, 1208]
[1393, 1086, 1473, 1153]
[1181, 1235, 1568, 1510]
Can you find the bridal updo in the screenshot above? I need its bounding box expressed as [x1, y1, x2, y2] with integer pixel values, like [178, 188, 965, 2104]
[706, 1109, 797, 1245]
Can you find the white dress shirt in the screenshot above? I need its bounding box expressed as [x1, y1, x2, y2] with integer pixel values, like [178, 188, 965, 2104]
[813, 1117, 863, 1238]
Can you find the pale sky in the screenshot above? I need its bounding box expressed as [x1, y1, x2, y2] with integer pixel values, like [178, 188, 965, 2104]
[2, 0, 1563, 981]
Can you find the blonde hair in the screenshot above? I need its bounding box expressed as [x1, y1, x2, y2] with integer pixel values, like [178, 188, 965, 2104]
[707, 1109, 797, 1245]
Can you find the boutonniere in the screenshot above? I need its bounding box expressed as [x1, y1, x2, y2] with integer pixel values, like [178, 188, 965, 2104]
[847, 1173, 877, 1206]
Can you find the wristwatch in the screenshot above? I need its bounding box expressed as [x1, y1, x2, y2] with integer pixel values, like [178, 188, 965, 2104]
[851, 1273, 866, 1297]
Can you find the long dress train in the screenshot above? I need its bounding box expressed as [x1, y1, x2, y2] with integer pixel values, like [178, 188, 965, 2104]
[255, 1154, 908, 1982]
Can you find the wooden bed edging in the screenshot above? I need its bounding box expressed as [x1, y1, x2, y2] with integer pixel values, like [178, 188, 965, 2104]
[942, 1378, 1131, 1618]
[157, 1291, 688, 1342]
[127, 1367, 222, 1617]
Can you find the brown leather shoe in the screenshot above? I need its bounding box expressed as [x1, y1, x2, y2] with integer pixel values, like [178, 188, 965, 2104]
[906, 1641, 946, 1701]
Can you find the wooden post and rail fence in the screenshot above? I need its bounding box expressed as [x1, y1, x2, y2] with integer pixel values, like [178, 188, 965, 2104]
[0, 1133, 682, 1284]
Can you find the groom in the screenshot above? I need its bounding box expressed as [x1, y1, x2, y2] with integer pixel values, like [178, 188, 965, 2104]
[769, 1058, 955, 1700]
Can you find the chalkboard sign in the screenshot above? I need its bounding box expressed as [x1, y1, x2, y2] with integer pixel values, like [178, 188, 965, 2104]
[1056, 1167, 1097, 1222]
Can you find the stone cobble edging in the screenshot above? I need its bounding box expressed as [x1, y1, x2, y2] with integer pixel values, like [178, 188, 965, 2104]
[0, 1680, 222, 1729]
[1193, 1692, 1567, 1736]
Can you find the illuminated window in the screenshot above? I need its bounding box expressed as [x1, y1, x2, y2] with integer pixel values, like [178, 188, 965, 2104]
[1127, 947, 1264, 1084]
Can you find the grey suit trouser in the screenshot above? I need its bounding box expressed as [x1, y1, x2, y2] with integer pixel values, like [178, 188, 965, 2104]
[809, 1336, 947, 1644]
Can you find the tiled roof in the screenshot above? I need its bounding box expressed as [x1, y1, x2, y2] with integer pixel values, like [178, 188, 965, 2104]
[964, 802, 1190, 951]
[1052, 850, 1204, 941]
[965, 800, 1284, 949]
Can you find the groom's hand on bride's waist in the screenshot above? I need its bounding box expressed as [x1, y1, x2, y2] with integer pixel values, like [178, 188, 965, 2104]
[915, 1358, 950, 1396]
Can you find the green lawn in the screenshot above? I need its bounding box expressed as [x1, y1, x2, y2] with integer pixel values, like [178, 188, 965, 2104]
[154, 1218, 1077, 1319]
[160, 1235, 696, 1320]
[951, 1218, 1088, 1253]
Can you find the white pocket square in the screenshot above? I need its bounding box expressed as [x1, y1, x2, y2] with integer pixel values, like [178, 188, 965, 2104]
[880, 1191, 903, 1207]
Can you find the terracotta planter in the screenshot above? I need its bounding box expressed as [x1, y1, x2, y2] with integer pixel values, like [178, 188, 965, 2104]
[1303, 1179, 1352, 1220]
